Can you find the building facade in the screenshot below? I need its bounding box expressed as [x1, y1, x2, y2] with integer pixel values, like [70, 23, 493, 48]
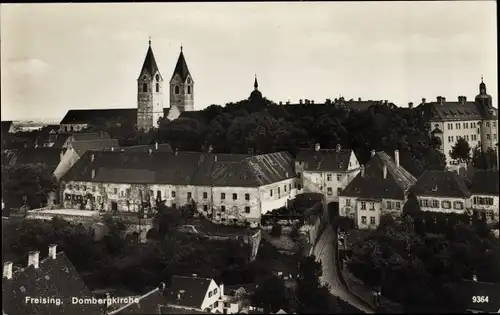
[418, 79, 498, 169]
[60, 150, 296, 228]
[295, 144, 361, 203]
[339, 150, 417, 229]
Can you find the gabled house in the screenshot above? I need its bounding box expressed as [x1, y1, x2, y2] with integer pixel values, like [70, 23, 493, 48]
[339, 150, 416, 229]
[60, 150, 296, 227]
[295, 144, 361, 203]
[469, 169, 499, 223]
[53, 138, 119, 180]
[2, 245, 103, 315]
[411, 170, 472, 214]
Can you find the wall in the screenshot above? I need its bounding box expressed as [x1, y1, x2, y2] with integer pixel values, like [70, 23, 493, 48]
[471, 194, 499, 222]
[258, 178, 296, 215]
[201, 280, 222, 310]
[212, 186, 260, 226]
[170, 74, 194, 112]
[356, 200, 381, 229]
[54, 148, 79, 180]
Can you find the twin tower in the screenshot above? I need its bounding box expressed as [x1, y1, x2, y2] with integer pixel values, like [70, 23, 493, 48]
[137, 39, 194, 130]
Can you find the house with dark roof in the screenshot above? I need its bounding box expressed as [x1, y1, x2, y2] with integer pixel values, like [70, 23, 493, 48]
[470, 170, 499, 223]
[6, 147, 67, 175]
[59, 41, 195, 133]
[295, 143, 361, 203]
[2, 245, 103, 315]
[60, 150, 296, 227]
[416, 78, 498, 169]
[411, 170, 472, 215]
[53, 137, 119, 181]
[339, 150, 417, 229]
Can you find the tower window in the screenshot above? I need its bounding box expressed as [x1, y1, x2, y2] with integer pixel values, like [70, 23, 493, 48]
[156, 74, 160, 81]
[174, 85, 180, 95]
[142, 83, 148, 92]
[187, 86, 191, 94]
[156, 83, 159, 92]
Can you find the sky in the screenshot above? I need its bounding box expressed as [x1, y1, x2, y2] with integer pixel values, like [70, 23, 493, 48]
[0, 2, 497, 121]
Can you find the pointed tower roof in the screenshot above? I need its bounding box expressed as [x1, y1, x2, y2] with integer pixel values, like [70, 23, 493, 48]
[254, 74, 259, 90]
[139, 38, 160, 78]
[170, 45, 191, 82]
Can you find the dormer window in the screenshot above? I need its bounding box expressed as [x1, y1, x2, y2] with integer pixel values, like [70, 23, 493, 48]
[174, 85, 180, 95]
[142, 83, 148, 92]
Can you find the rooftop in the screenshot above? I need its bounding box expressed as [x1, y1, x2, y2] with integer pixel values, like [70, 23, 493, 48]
[411, 170, 471, 198]
[164, 275, 213, 309]
[296, 147, 353, 172]
[469, 169, 499, 196]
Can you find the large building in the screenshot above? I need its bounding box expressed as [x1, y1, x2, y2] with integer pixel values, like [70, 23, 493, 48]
[59, 40, 194, 132]
[60, 150, 296, 227]
[339, 150, 417, 229]
[295, 144, 361, 203]
[417, 78, 498, 169]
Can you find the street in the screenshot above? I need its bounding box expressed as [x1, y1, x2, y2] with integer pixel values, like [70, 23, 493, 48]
[313, 225, 375, 314]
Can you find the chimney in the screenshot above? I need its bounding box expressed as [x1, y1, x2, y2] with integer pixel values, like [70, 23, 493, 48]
[442, 97, 446, 103]
[208, 145, 213, 153]
[158, 282, 166, 293]
[472, 274, 478, 282]
[91, 169, 96, 179]
[437, 96, 442, 103]
[360, 165, 365, 177]
[383, 165, 387, 179]
[394, 149, 400, 166]
[148, 149, 152, 155]
[358, 97, 361, 101]
[198, 154, 205, 166]
[286, 101, 290, 105]
[408, 102, 413, 109]
[28, 251, 40, 269]
[3, 261, 13, 279]
[48, 244, 57, 259]
[60, 150, 64, 162]
[111, 147, 114, 152]
[421, 98, 426, 104]
[384, 100, 388, 105]
[314, 143, 320, 151]
[371, 150, 376, 157]
[155, 142, 159, 150]
[192, 273, 198, 278]
[311, 100, 315, 104]
[336, 144, 341, 152]
[214, 155, 218, 162]
[279, 101, 283, 105]
[91, 154, 95, 162]
[100, 131, 104, 139]
[299, 99, 303, 105]
[219, 283, 224, 297]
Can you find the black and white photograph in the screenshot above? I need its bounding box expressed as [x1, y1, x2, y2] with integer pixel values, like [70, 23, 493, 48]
[1, 2, 499, 314]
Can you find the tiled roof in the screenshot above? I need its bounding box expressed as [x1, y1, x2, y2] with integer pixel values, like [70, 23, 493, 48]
[417, 100, 498, 122]
[110, 288, 166, 314]
[71, 132, 111, 142]
[164, 275, 212, 309]
[341, 152, 417, 200]
[2, 250, 104, 315]
[456, 280, 500, 313]
[62, 151, 295, 187]
[1, 120, 13, 134]
[105, 143, 173, 153]
[170, 49, 191, 82]
[52, 133, 71, 148]
[140, 44, 160, 78]
[296, 149, 352, 172]
[468, 169, 499, 196]
[59, 108, 172, 125]
[71, 139, 119, 156]
[11, 147, 65, 173]
[411, 170, 471, 198]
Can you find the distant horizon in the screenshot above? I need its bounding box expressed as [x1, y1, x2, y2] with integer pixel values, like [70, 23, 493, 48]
[1, 2, 497, 121]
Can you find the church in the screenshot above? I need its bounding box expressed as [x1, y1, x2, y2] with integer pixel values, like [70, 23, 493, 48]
[59, 39, 194, 132]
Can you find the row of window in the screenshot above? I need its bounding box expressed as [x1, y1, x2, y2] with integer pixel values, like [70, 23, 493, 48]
[446, 121, 496, 130]
[140, 83, 192, 95]
[326, 174, 343, 181]
[269, 184, 292, 197]
[360, 216, 376, 225]
[357, 200, 402, 210]
[419, 199, 464, 210]
[207, 287, 218, 298]
[447, 135, 478, 143]
[473, 196, 494, 206]
[327, 187, 343, 195]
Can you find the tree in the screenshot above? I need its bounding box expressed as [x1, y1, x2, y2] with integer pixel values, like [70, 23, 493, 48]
[402, 192, 422, 219]
[250, 275, 290, 313]
[450, 138, 471, 164]
[270, 223, 282, 237]
[2, 163, 58, 209]
[472, 147, 498, 170]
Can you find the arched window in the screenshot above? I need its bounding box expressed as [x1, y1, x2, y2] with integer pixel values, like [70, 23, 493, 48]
[187, 86, 191, 94]
[155, 74, 160, 81]
[174, 85, 180, 95]
[142, 83, 148, 92]
[156, 83, 160, 92]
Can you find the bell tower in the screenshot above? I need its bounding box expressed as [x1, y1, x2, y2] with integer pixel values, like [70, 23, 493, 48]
[137, 38, 164, 131]
[170, 45, 194, 112]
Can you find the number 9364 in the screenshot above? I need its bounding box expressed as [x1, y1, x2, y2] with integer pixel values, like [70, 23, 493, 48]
[472, 296, 489, 303]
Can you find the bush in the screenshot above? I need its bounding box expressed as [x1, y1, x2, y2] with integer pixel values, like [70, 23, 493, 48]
[289, 222, 300, 239]
[270, 223, 282, 237]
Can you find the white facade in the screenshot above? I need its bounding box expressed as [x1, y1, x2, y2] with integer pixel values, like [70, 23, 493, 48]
[339, 196, 404, 229]
[471, 194, 499, 222]
[296, 151, 361, 203]
[416, 195, 471, 214]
